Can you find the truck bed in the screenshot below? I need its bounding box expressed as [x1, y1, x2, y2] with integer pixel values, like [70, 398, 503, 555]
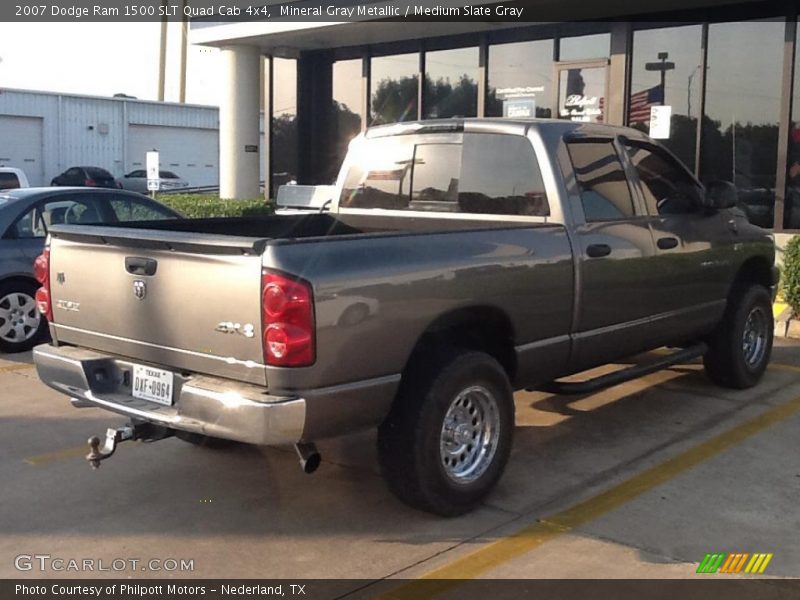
[45, 212, 569, 391]
[108, 212, 546, 239]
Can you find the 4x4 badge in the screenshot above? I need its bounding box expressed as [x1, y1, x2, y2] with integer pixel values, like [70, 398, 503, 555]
[133, 280, 147, 300]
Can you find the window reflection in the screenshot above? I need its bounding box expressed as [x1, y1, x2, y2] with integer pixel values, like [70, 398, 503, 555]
[786, 23, 800, 229]
[272, 58, 298, 188]
[558, 66, 606, 123]
[629, 25, 702, 171]
[331, 59, 363, 182]
[370, 53, 419, 125]
[424, 47, 479, 119]
[701, 20, 783, 229]
[487, 39, 553, 118]
[559, 33, 610, 60]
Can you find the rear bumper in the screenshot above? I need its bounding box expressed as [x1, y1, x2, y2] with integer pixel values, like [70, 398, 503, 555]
[33, 344, 305, 445]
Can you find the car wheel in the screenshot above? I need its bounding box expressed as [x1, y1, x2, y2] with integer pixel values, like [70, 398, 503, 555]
[174, 430, 237, 449]
[378, 349, 514, 516]
[703, 284, 773, 389]
[0, 281, 49, 353]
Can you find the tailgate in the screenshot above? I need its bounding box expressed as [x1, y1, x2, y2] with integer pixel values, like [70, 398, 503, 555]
[47, 225, 267, 386]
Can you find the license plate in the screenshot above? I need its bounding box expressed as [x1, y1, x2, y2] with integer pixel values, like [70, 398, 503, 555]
[132, 365, 174, 406]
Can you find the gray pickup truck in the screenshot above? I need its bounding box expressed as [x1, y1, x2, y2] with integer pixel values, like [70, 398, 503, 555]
[33, 119, 776, 516]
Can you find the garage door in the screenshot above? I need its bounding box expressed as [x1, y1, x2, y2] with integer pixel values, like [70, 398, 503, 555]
[0, 116, 44, 186]
[128, 125, 218, 187]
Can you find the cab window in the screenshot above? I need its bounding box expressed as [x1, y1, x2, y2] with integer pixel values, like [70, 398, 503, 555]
[624, 141, 704, 215]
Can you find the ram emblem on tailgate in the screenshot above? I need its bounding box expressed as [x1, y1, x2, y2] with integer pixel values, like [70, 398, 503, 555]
[133, 280, 147, 300]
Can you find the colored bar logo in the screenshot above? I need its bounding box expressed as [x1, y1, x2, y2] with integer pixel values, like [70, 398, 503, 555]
[697, 553, 773, 574]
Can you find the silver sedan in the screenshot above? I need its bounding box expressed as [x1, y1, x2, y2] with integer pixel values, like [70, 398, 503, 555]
[0, 187, 181, 352]
[119, 170, 189, 194]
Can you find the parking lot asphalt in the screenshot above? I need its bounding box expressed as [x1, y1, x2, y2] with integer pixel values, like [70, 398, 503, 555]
[1, 341, 799, 591]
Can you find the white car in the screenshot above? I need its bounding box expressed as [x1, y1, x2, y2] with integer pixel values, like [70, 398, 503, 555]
[119, 169, 189, 193]
[0, 167, 30, 190]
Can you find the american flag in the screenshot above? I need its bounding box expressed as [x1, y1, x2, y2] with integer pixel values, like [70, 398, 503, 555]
[628, 85, 665, 125]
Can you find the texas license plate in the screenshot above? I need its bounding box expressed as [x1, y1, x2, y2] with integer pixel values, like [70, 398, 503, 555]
[132, 365, 174, 406]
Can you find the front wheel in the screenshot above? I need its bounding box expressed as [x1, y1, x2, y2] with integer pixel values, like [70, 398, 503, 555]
[703, 284, 773, 389]
[378, 350, 514, 516]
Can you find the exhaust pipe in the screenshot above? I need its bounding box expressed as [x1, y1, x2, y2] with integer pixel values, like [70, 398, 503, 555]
[294, 442, 321, 474]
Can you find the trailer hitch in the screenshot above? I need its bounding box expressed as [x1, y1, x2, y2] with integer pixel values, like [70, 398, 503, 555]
[86, 421, 173, 469]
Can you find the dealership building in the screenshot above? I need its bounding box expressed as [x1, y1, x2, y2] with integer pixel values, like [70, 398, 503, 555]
[191, 0, 800, 234]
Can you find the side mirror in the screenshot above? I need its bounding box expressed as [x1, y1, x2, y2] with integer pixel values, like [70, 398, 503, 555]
[705, 180, 738, 210]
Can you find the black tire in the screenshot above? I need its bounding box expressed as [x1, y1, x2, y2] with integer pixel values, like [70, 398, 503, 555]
[0, 280, 49, 353]
[378, 349, 514, 516]
[703, 284, 773, 389]
[174, 430, 237, 449]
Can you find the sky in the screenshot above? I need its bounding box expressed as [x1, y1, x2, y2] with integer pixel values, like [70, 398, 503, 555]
[0, 23, 223, 105]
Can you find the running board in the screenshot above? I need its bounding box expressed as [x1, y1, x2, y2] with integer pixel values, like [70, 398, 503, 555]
[534, 343, 708, 395]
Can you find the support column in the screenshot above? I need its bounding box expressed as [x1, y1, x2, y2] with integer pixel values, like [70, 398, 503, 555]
[296, 51, 333, 184]
[606, 22, 631, 126]
[220, 45, 261, 199]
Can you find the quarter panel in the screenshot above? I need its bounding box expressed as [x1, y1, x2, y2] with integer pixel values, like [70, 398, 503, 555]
[263, 226, 575, 393]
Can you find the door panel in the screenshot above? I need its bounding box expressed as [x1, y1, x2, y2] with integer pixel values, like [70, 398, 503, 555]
[565, 138, 660, 370]
[573, 220, 660, 369]
[623, 140, 732, 343]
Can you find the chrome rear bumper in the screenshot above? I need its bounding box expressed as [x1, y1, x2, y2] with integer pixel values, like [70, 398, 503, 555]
[33, 344, 305, 445]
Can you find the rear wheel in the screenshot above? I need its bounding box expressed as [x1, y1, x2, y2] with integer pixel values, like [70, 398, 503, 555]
[378, 349, 514, 516]
[0, 280, 49, 353]
[703, 284, 773, 389]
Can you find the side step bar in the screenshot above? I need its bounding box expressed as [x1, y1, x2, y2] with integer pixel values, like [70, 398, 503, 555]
[534, 343, 708, 395]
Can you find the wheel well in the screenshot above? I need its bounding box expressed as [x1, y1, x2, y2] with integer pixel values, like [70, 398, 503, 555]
[731, 257, 774, 294]
[0, 275, 39, 291]
[404, 307, 517, 383]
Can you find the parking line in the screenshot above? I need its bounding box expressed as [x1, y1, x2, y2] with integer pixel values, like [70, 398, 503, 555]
[0, 363, 34, 373]
[382, 390, 800, 598]
[23, 445, 87, 466]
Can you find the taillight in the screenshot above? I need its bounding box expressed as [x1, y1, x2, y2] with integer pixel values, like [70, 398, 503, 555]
[85, 179, 97, 187]
[33, 247, 53, 321]
[262, 272, 314, 367]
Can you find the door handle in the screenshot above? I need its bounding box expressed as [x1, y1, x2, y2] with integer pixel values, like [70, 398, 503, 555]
[586, 244, 612, 258]
[125, 256, 158, 276]
[656, 237, 679, 250]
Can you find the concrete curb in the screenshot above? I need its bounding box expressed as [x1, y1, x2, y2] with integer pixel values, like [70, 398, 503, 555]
[774, 302, 798, 338]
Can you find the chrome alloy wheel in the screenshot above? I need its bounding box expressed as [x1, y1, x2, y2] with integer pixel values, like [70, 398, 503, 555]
[0, 292, 41, 343]
[742, 305, 769, 369]
[439, 385, 501, 484]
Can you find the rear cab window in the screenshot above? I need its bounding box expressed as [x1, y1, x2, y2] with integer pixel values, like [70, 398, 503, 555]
[0, 172, 20, 190]
[339, 132, 550, 217]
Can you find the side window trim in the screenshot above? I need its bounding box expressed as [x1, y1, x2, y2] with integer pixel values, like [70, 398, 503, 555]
[612, 136, 651, 218]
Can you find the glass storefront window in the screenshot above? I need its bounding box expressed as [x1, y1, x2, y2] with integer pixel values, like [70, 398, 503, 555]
[370, 52, 419, 125]
[331, 59, 364, 182]
[559, 33, 610, 61]
[272, 57, 298, 188]
[629, 25, 703, 172]
[786, 22, 800, 229]
[557, 64, 607, 123]
[487, 39, 554, 118]
[701, 19, 783, 229]
[424, 47, 479, 119]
